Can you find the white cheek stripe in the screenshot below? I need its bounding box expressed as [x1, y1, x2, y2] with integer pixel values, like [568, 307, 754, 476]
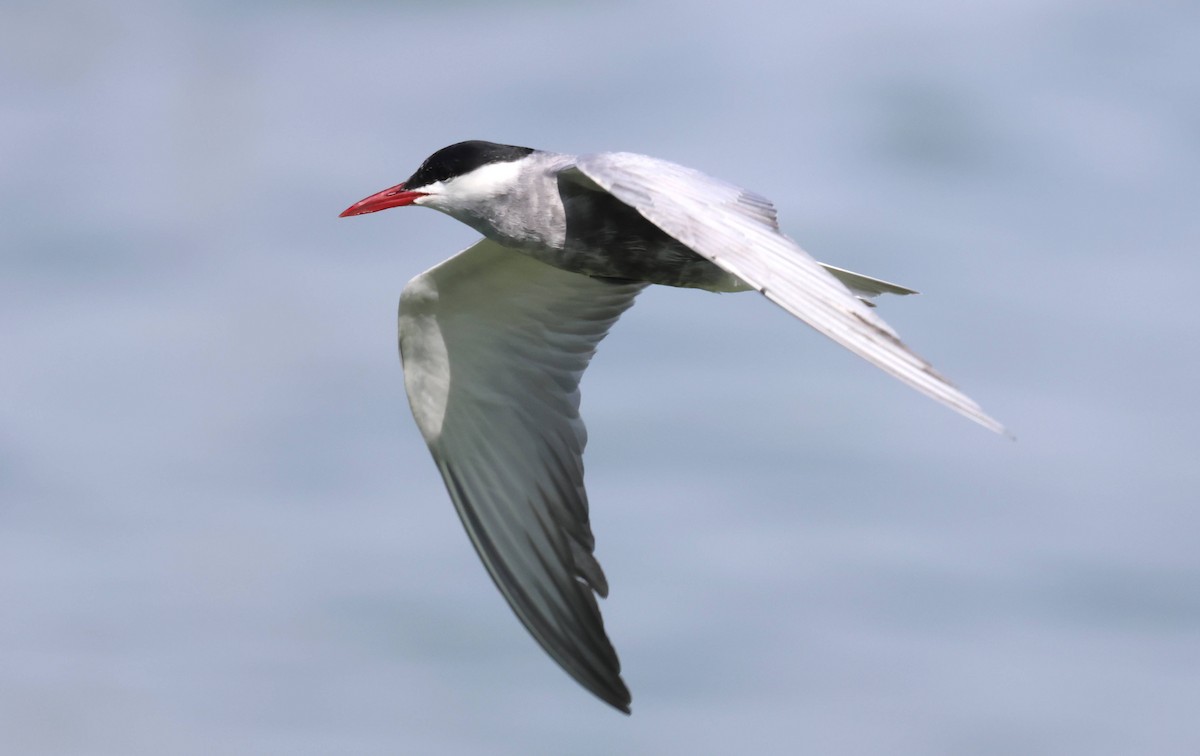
[443, 160, 523, 198]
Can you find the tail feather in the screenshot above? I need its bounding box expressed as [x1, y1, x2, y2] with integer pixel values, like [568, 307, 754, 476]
[820, 264, 918, 306]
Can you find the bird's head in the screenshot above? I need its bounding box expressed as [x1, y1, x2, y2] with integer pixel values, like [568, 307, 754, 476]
[339, 140, 536, 218]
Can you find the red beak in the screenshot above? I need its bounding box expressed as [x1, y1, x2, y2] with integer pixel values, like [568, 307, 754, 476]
[339, 182, 428, 217]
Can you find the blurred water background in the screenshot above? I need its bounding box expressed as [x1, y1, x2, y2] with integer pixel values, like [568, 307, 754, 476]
[3, 0, 1198, 753]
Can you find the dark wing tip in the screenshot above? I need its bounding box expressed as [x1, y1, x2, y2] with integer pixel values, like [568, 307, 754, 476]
[595, 677, 632, 714]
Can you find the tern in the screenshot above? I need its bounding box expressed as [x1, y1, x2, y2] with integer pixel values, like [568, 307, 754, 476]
[340, 140, 1005, 713]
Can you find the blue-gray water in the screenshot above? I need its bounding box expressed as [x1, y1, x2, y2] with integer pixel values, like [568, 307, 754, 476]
[3, 1, 1198, 753]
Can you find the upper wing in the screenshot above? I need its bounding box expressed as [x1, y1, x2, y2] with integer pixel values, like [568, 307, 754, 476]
[566, 153, 1006, 434]
[398, 238, 646, 712]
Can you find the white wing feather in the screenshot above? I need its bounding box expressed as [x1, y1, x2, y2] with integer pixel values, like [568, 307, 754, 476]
[568, 153, 1006, 434]
[398, 239, 644, 712]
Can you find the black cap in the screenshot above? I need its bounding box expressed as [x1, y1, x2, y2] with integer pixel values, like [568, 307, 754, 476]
[404, 140, 535, 189]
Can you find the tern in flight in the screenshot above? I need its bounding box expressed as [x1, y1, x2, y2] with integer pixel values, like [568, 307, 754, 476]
[340, 140, 1005, 712]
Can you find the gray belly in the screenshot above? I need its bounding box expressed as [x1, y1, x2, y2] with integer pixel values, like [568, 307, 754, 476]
[531, 181, 749, 292]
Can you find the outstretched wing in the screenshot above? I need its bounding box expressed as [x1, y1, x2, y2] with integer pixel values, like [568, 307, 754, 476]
[398, 238, 646, 712]
[566, 153, 1005, 434]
